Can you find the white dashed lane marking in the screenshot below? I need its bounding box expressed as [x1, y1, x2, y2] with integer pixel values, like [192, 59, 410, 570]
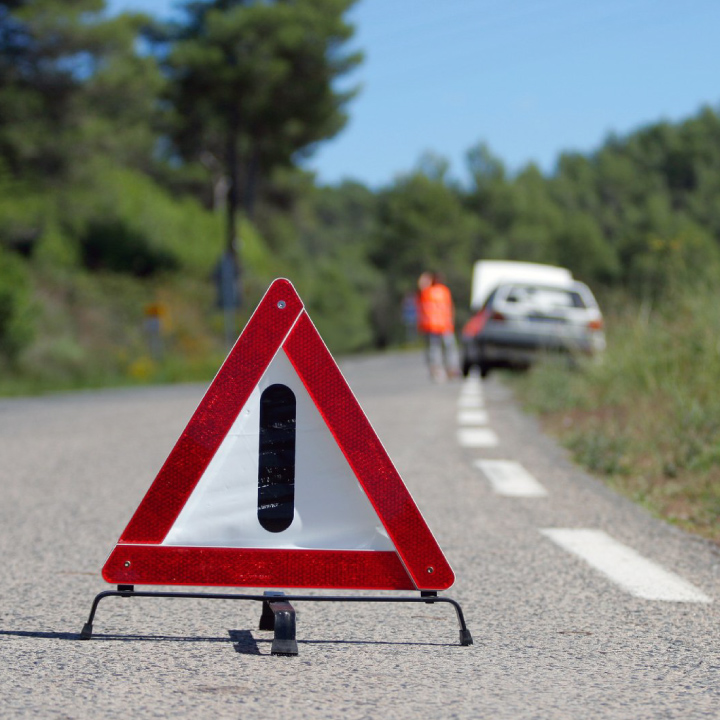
[458, 409, 489, 425]
[457, 427, 499, 448]
[458, 395, 484, 409]
[456, 384, 711, 604]
[475, 460, 548, 497]
[458, 379, 484, 409]
[457, 380, 494, 445]
[541, 529, 713, 603]
[460, 379, 482, 393]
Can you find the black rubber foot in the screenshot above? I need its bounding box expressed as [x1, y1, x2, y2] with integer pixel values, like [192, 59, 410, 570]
[271, 639, 299, 656]
[460, 628, 473, 646]
[80, 623, 93, 640]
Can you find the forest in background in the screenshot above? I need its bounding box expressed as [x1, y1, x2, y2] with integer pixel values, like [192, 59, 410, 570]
[2, 0, 720, 392]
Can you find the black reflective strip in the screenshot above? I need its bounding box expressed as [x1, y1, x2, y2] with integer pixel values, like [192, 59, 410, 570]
[257, 384, 296, 533]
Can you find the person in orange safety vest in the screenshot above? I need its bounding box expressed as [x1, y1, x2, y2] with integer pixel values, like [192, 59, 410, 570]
[416, 272, 460, 381]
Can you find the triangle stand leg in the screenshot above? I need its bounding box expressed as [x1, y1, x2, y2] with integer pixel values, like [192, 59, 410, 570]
[80, 587, 474, 652]
[257, 591, 299, 656]
[259, 591, 284, 631]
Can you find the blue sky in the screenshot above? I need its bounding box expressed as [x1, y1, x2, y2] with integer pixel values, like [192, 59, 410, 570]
[107, 0, 720, 187]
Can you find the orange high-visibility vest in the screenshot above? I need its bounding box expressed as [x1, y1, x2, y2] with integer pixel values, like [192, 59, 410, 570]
[417, 283, 454, 334]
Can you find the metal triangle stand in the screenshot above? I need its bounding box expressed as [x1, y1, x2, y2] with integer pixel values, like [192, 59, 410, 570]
[80, 586, 473, 656]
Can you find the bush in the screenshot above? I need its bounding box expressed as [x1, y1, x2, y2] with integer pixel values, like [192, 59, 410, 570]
[300, 259, 377, 354]
[512, 282, 720, 542]
[79, 219, 178, 276]
[0, 249, 34, 360]
[60, 159, 226, 275]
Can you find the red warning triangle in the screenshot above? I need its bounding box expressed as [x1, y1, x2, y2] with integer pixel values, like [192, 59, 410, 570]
[103, 279, 454, 591]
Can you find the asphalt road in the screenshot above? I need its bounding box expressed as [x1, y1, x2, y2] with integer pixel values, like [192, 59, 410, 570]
[1, 351, 719, 719]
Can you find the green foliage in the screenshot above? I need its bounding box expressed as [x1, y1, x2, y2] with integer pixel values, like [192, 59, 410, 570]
[513, 283, 720, 541]
[565, 432, 630, 476]
[503, 164, 563, 263]
[463, 107, 720, 298]
[79, 219, 179, 276]
[3, 0, 720, 417]
[163, 0, 361, 222]
[58, 160, 226, 275]
[0, 247, 34, 360]
[371, 162, 479, 344]
[554, 211, 621, 283]
[0, 187, 45, 254]
[34, 217, 82, 269]
[0, 1, 162, 183]
[299, 257, 376, 353]
[255, 168, 381, 353]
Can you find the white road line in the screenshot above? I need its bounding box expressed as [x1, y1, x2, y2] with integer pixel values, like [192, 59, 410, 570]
[462, 377, 483, 388]
[474, 460, 548, 497]
[457, 427, 499, 448]
[460, 382, 483, 396]
[458, 409, 489, 425]
[458, 395, 484, 409]
[460, 385, 483, 397]
[541, 529, 712, 603]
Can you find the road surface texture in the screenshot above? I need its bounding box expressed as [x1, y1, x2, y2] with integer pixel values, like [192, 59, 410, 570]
[1, 351, 718, 718]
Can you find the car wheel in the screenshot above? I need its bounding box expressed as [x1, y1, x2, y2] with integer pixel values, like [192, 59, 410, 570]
[479, 362, 491, 379]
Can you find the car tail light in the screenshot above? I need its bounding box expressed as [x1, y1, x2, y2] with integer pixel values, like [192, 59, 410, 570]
[462, 309, 489, 337]
[587, 318, 603, 331]
[490, 311, 505, 322]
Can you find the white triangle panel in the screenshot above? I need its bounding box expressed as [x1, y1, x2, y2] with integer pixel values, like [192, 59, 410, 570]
[163, 348, 393, 551]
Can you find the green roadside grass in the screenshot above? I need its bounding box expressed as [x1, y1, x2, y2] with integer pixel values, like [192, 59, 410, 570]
[0, 267, 235, 397]
[510, 289, 720, 544]
[0, 258, 387, 398]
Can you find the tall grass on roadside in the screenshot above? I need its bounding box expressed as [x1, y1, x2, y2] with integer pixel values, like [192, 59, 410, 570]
[513, 287, 720, 543]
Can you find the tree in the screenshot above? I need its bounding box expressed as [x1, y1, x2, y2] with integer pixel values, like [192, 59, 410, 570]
[371, 163, 479, 345]
[0, 244, 33, 361]
[0, 0, 166, 268]
[554, 211, 620, 283]
[502, 163, 563, 264]
[162, 0, 362, 287]
[464, 142, 515, 259]
[247, 167, 381, 351]
[0, 1, 162, 184]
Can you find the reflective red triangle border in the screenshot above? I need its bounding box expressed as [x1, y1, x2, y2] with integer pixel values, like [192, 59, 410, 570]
[103, 279, 455, 591]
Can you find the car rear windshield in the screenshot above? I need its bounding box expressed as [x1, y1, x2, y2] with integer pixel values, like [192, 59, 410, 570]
[503, 285, 587, 309]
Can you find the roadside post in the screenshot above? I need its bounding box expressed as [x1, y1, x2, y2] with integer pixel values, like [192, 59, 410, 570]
[143, 302, 167, 361]
[82, 279, 472, 655]
[214, 249, 241, 349]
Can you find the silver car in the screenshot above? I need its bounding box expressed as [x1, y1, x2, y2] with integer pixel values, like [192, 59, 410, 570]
[460, 280, 606, 377]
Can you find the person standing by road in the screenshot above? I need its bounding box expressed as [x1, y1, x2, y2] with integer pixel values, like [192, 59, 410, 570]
[416, 271, 460, 381]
